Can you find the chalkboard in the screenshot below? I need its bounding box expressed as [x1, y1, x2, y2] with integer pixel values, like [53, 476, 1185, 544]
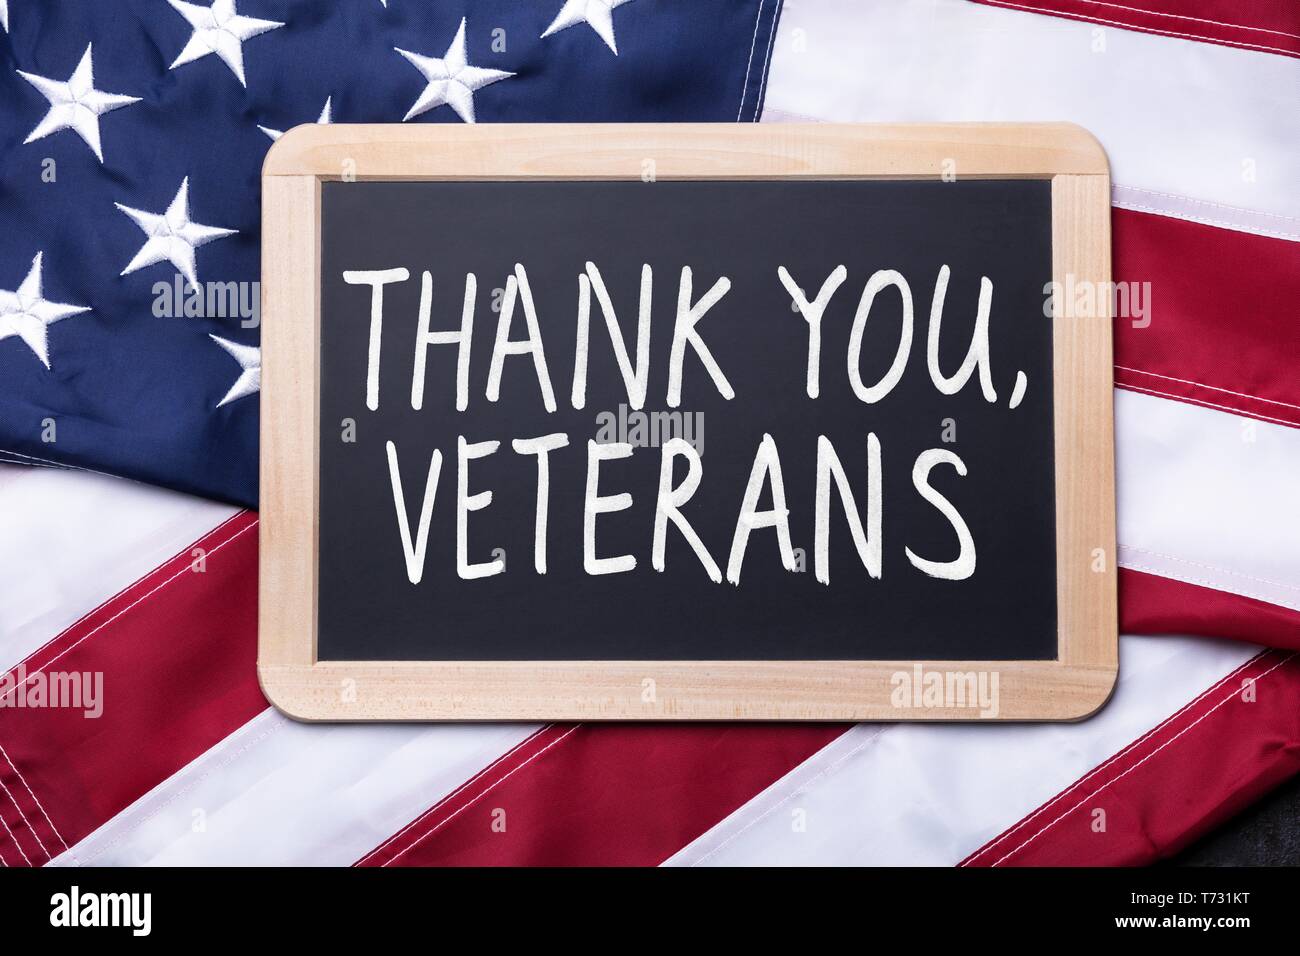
[258, 124, 1118, 721]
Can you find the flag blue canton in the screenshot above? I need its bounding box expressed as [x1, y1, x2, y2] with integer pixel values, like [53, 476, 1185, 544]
[0, 0, 783, 507]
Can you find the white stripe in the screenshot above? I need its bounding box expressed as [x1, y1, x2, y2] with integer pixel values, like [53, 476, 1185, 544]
[50, 710, 539, 866]
[1115, 389, 1300, 610]
[0, 465, 236, 671]
[761, 0, 1300, 228]
[665, 633, 1256, 865]
[1112, 184, 1300, 243]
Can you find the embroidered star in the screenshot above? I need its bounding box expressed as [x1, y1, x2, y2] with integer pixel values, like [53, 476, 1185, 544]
[210, 334, 260, 407]
[0, 253, 90, 369]
[394, 18, 513, 123]
[167, 0, 284, 88]
[259, 96, 332, 141]
[16, 44, 141, 163]
[541, 0, 636, 54]
[1, 2, 8, 33]
[115, 177, 237, 289]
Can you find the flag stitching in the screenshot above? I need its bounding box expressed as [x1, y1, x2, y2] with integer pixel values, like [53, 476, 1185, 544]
[0, 774, 45, 861]
[974, 0, 1300, 56]
[1119, 560, 1296, 609]
[0, 792, 32, 865]
[960, 652, 1266, 864]
[0, 742, 68, 851]
[1122, 548, 1300, 595]
[687, 726, 889, 866]
[0, 513, 259, 866]
[1113, 186, 1300, 224]
[1110, 202, 1300, 242]
[1114, 366, 1300, 413]
[0, 517, 258, 707]
[355, 726, 553, 866]
[988, 651, 1296, 865]
[0, 446, 151, 487]
[735, 0, 766, 121]
[752, 1, 781, 120]
[1052, 0, 1300, 41]
[1118, 383, 1300, 429]
[2, 509, 249, 685]
[0, 457, 63, 469]
[383, 725, 583, 866]
[66, 715, 286, 867]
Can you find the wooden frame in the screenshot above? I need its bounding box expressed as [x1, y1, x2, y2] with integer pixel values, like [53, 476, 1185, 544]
[259, 123, 1116, 722]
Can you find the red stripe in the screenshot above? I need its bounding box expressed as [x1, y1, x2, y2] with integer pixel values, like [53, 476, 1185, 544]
[1112, 208, 1300, 428]
[1121, 567, 1300, 651]
[357, 722, 847, 866]
[970, 0, 1300, 58]
[0, 511, 265, 865]
[961, 649, 1300, 865]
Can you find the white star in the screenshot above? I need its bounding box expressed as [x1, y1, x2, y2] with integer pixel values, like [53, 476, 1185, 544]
[541, 0, 636, 54]
[210, 334, 260, 407]
[394, 18, 513, 124]
[0, 253, 90, 369]
[16, 44, 141, 163]
[167, 0, 284, 88]
[259, 96, 332, 141]
[1, 2, 8, 33]
[115, 177, 237, 289]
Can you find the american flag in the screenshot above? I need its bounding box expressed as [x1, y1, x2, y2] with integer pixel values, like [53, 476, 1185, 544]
[0, 0, 1296, 867]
